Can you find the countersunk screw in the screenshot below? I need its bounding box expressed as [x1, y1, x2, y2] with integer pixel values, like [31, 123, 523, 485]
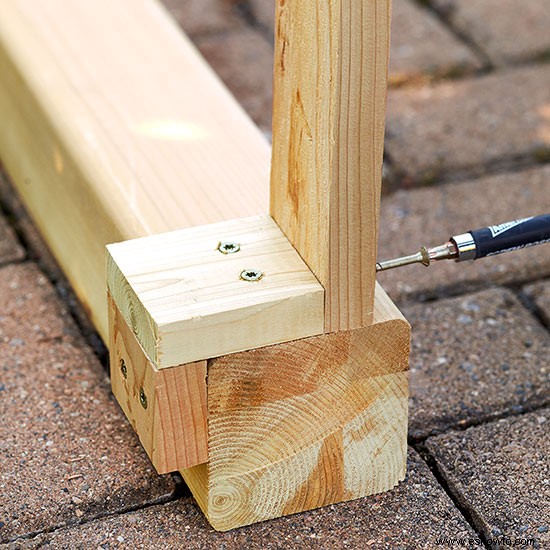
[218, 242, 240, 254]
[240, 269, 264, 282]
[120, 358, 128, 379]
[139, 388, 148, 409]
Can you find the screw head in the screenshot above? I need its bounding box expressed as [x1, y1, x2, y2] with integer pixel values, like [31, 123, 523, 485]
[240, 269, 264, 282]
[139, 388, 148, 409]
[119, 358, 127, 379]
[218, 242, 240, 254]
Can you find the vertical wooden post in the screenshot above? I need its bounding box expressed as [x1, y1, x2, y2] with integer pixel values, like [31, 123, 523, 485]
[270, 0, 391, 332]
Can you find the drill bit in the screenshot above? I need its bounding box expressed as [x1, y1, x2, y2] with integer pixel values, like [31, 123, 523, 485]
[376, 242, 457, 272]
[376, 214, 550, 273]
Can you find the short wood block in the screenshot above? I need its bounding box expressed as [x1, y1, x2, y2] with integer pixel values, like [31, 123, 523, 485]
[108, 292, 208, 472]
[110, 280, 409, 530]
[107, 214, 324, 368]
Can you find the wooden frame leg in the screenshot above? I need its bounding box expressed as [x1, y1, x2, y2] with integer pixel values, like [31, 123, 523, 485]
[111, 281, 409, 531]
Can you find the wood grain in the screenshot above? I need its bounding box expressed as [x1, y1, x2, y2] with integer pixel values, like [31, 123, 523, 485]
[109, 293, 208, 472]
[107, 214, 324, 367]
[270, 0, 392, 332]
[180, 285, 410, 531]
[0, 0, 269, 340]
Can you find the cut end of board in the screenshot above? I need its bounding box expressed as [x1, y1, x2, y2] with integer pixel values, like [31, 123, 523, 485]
[180, 298, 410, 531]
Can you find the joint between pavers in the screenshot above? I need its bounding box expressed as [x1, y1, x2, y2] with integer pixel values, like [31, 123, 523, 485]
[412, 440, 493, 548]
[419, 0, 494, 69]
[2, 492, 179, 546]
[513, 286, 550, 332]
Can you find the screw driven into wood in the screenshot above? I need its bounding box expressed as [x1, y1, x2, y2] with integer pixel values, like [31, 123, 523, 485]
[120, 358, 127, 379]
[218, 242, 240, 254]
[240, 269, 264, 282]
[139, 388, 148, 409]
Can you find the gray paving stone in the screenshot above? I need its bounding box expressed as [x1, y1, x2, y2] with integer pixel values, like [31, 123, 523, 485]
[386, 64, 550, 184]
[0, 211, 24, 266]
[249, 0, 275, 35]
[402, 288, 550, 440]
[432, 0, 550, 66]
[12, 449, 478, 549]
[425, 409, 550, 547]
[0, 264, 174, 543]
[194, 27, 274, 132]
[524, 279, 550, 327]
[160, 0, 241, 39]
[377, 165, 550, 302]
[390, 0, 482, 86]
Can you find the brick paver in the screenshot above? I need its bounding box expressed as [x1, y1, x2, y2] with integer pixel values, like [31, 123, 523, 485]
[386, 64, 550, 185]
[0, 213, 24, 266]
[12, 449, 477, 549]
[402, 288, 550, 440]
[160, 0, 241, 38]
[0, 173, 62, 279]
[157, 1, 273, 132]
[432, 0, 550, 66]
[248, 0, 275, 36]
[378, 165, 550, 302]
[425, 409, 550, 547]
[0, 172, 111, 358]
[0, 264, 174, 543]
[390, 0, 482, 86]
[194, 27, 274, 132]
[524, 280, 550, 327]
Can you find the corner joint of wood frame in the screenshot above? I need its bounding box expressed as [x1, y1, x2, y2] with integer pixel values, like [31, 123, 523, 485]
[106, 214, 325, 369]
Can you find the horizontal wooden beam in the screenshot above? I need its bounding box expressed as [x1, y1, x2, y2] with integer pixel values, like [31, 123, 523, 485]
[0, 0, 269, 341]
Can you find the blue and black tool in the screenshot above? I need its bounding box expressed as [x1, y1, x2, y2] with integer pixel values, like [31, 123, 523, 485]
[376, 214, 550, 272]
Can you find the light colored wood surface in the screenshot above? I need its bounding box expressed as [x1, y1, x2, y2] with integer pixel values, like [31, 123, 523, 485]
[181, 286, 410, 531]
[107, 214, 324, 368]
[108, 293, 208, 472]
[373, 281, 407, 323]
[0, 0, 269, 341]
[270, 0, 392, 333]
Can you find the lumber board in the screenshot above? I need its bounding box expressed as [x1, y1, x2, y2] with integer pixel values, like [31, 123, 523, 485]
[107, 214, 324, 368]
[108, 293, 208, 472]
[270, 0, 392, 333]
[179, 283, 410, 531]
[0, 0, 269, 341]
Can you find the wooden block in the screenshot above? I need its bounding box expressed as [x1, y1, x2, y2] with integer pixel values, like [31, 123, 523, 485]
[178, 284, 410, 531]
[270, 0, 391, 332]
[0, 0, 269, 342]
[107, 215, 324, 368]
[108, 292, 208, 472]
